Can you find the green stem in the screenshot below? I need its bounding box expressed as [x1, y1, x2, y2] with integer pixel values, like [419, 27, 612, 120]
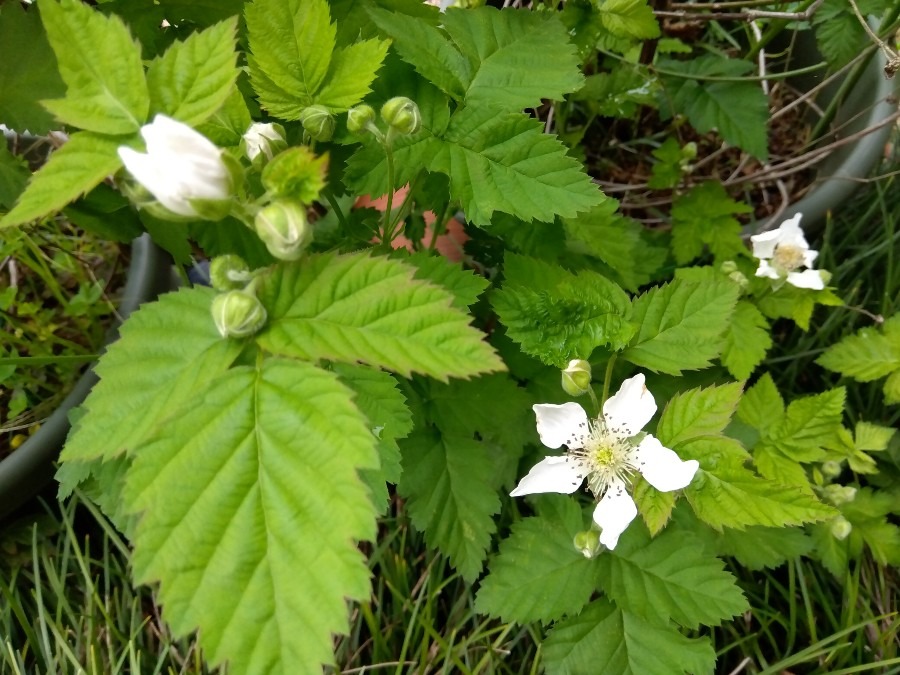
[745, 0, 818, 60]
[382, 144, 396, 243]
[385, 171, 424, 245]
[601, 354, 618, 405]
[586, 387, 601, 416]
[427, 201, 454, 252]
[321, 189, 348, 232]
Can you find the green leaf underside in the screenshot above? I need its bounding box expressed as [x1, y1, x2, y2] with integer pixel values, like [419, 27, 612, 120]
[623, 278, 740, 375]
[1, 132, 128, 228]
[657, 382, 743, 449]
[543, 598, 717, 675]
[476, 497, 600, 624]
[40, 0, 148, 134]
[124, 359, 377, 674]
[59, 288, 244, 463]
[721, 301, 771, 380]
[597, 526, 748, 629]
[399, 430, 500, 581]
[146, 18, 239, 126]
[257, 253, 504, 381]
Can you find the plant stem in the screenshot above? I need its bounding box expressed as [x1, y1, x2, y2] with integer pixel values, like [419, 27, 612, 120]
[601, 354, 618, 405]
[321, 189, 348, 232]
[745, 0, 820, 60]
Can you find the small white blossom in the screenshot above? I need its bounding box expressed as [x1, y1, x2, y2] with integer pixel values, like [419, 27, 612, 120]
[750, 213, 825, 290]
[243, 122, 285, 161]
[118, 114, 231, 217]
[511, 374, 699, 550]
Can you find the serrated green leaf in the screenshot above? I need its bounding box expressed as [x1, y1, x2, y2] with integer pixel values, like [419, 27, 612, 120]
[752, 443, 813, 488]
[717, 526, 812, 570]
[543, 598, 717, 675]
[622, 277, 740, 376]
[812, 0, 887, 69]
[146, 18, 239, 126]
[671, 182, 751, 264]
[598, 0, 660, 39]
[492, 255, 633, 368]
[0, 144, 29, 210]
[476, 497, 600, 623]
[0, 4, 64, 135]
[855, 421, 896, 451]
[817, 325, 900, 381]
[677, 437, 751, 474]
[195, 87, 252, 147]
[60, 288, 244, 463]
[315, 38, 390, 111]
[597, 525, 747, 628]
[657, 382, 743, 448]
[398, 430, 500, 580]
[0, 132, 126, 228]
[403, 251, 490, 310]
[124, 359, 377, 674]
[429, 106, 604, 224]
[245, 0, 335, 118]
[885, 370, 900, 404]
[40, 0, 148, 134]
[573, 65, 660, 119]
[721, 301, 771, 380]
[810, 522, 849, 577]
[257, 253, 504, 381]
[770, 388, 845, 461]
[632, 477, 676, 535]
[735, 372, 784, 436]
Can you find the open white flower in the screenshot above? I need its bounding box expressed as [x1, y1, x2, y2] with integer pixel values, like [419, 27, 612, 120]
[750, 213, 825, 290]
[118, 115, 231, 218]
[511, 374, 699, 550]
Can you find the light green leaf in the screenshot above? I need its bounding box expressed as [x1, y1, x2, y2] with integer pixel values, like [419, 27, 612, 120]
[770, 388, 845, 461]
[598, 0, 660, 39]
[399, 430, 500, 580]
[855, 421, 896, 452]
[716, 526, 813, 570]
[315, 38, 390, 111]
[735, 372, 784, 436]
[721, 301, 771, 380]
[60, 288, 244, 463]
[817, 324, 900, 382]
[573, 65, 660, 119]
[40, 0, 148, 134]
[146, 18, 239, 126]
[476, 497, 600, 623]
[492, 254, 633, 368]
[543, 598, 717, 675]
[403, 251, 490, 310]
[0, 132, 126, 228]
[597, 525, 748, 628]
[885, 370, 900, 404]
[257, 253, 504, 381]
[676, 437, 751, 475]
[632, 477, 677, 535]
[671, 182, 751, 264]
[810, 522, 849, 577]
[752, 443, 813, 488]
[195, 87, 252, 147]
[124, 359, 377, 674]
[622, 277, 740, 375]
[429, 106, 604, 224]
[657, 382, 743, 448]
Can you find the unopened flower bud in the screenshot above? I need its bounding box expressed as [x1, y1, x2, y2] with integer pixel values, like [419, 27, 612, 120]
[821, 460, 843, 479]
[830, 515, 852, 541]
[823, 484, 857, 506]
[211, 290, 267, 339]
[347, 104, 377, 135]
[254, 200, 312, 261]
[209, 254, 251, 291]
[300, 105, 335, 142]
[573, 529, 602, 559]
[243, 122, 287, 162]
[561, 359, 592, 397]
[381, 97, 421, 135]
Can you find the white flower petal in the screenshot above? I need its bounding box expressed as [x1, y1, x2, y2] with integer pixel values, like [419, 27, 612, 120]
[776, 213, 808, 249]
[602, 373, 656, 436]
[633, 435, 699, 492]
[592, 479, 637, 550]
[754, 259, 781, 280]
[787, 269, 825, 290]
[749, 228, 781, 259]
[143, 114, 221, 160]
[118, 146, 195, 216]
[802, 249, 818, 268]
[533, 402, 590, 449]
[510, 456, 587, 497]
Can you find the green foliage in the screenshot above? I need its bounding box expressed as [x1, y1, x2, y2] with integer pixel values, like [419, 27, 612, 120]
[670, 182, 751, 264]
[597, 0, 660, 40]
[818, 314, 900, 403]
[716, 526, 813, 570]
[39, 0, 148, 135]
[622, 276, 740, 375]
[403, 252, 490, 310]
[256, 253, 505, 380]
[721, 301, 772, 380]
[124, 359, 378, 674]
[813, 0, 890, 69]
[648, 137, 694, 189]
[493, 254, 633, 367]
[656, 382, 743, 448]
[0, 144, 29, 210]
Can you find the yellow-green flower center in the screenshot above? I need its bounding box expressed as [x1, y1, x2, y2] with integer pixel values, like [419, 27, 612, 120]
[569, 417, 639, 497]
[773, 243, 805, 272]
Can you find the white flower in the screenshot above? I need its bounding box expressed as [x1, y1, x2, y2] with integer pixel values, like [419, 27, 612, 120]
[750, 213, 825, 290]
[118, 114, 231, 217]
[243, 122, 285, 161]
[510, 374, 699, 550]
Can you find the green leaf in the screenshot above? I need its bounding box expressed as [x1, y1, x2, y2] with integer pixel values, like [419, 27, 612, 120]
[0, 4, 64, 135]
[315, 38, 391, 111]
[597, 0, 660, 39]
[768, 388, 845, 461]
[428, 106, 604, 224]
[403, 252, 490, 310]
[146, 18, 239, 126]
[573, 64, 660, 119]
[677, 437, 751, 475]
[476, 497, 601, 623]
[543, 598, 717, 675]
[670, 182, 751, 264]
[398, 430, 500, 580]
[245, 0, 335, 118]
[195, 87, 252, 146]
[441, 7, 583, 109]
[0, 132, 125, 228]
[632, 477, 677, 535]
[735, 372, 784, 437]
[257, 253, 504, 381]
[716, 526, 813, 570]
[597, 525, 748, 628]
[40, 0, 148, 134]
[60, 288, 244, 463]
[885, 370, 900, 404]
[817, 322, 900, 382]
[855, 421, 896, 452]
[124, 359, 377, 674]
[721, 301, 771, 380]
[656, 382, 743, 448]
[622, 277, 740, 376]
[0, 144, 29, 210]
[810, 522, 849, 577]
[812, 0, 888, 69]
[492, 254, 634, 368]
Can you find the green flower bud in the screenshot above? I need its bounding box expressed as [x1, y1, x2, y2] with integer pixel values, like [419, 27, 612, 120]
[300, 105, 335, 142]
[254, 200, 312, 261]
[830, 515, 852, 541]
[211, 290, 267, 339]
[380, 96, 421, 135]
[209, 255, 251, 291]
[823, 484, 857, 506]
[821, 460, 843, 479]
[347, 104, 377, 135]
[561, 359, 592, 397]
[573, 529, 602, 559]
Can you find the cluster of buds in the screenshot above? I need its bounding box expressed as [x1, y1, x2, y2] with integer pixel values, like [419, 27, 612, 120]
[209, 255, 267, 339]
[254, 200, 312, 261]
[347, 96, 422, 144]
